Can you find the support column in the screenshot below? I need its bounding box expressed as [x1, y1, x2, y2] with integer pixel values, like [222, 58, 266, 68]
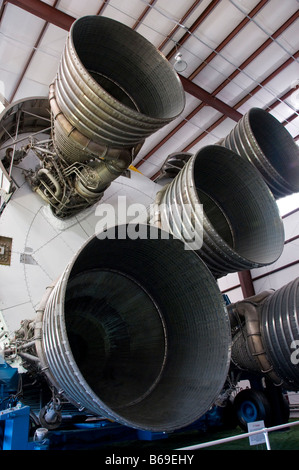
[238, 270, 255, 298]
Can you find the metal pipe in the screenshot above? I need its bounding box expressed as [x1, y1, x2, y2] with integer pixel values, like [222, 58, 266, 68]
[18, 351, 40, 364]
[218, 107, 299, 199]
[34, 224, 231, 432]
[231, 291, 282, 385]
[155, 145, 284, 278]
[34, 281, 58, 388]
[238, 270, 255, 298]
[177, 420, 299, 450]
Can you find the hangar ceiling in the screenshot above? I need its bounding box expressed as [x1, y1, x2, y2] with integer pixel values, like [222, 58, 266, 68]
[0, 0, 298, 181]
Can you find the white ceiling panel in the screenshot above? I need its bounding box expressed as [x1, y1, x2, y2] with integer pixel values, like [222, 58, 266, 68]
[265, 61, 299, 98]
[194, 55, 246, 94]
[182, 0, 215, 30]
[13, 78, 50, 103]
[58, 0, 102, 17]
[195, 0, 245, 49]
[100, 0, 146, 27]
[38, 23, 68, 55]
[278, 19, 299, 52]
[218, 22, 268, 66]
[189, 106, 221, 129]
[135, 19, 169, 46]
[251, 0, 299, 33]
[1, 3, 45, 44]
[239, 43, 289, 83]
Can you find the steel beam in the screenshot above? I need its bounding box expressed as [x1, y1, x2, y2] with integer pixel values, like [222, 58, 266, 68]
[238, 270, 255, 298]
[179, 75, 243, 121]
[5, 0, 75, 30]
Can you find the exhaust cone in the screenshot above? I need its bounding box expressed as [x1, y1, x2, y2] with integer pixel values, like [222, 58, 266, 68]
[157, 145, 284, 278]
[37, 225, 231, 432]
[219, 108, 299, 199]
[50, 15, 185, 164]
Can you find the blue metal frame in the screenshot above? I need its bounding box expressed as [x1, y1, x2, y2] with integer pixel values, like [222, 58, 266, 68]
[0, 405, 30, 450]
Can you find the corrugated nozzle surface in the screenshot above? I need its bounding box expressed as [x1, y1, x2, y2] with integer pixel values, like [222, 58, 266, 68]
[40, 225, 231, 432]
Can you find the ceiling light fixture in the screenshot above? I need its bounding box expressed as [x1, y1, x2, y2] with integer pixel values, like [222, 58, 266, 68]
[174, 52, 187, 73]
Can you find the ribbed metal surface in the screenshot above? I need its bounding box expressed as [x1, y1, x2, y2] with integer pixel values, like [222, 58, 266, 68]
[261, 278, 299, 390]
[158, 145, 284, 278]
[52, 15, 185, 163]
[219, 108, 299, 199]
[231, 328, 261, 372]
[40, 225, 231, 432]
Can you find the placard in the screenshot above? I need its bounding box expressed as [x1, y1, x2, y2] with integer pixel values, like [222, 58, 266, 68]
[247, 420, 266, 445]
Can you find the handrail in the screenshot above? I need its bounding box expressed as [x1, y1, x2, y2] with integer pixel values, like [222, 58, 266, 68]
[176, 420, 299, 450]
